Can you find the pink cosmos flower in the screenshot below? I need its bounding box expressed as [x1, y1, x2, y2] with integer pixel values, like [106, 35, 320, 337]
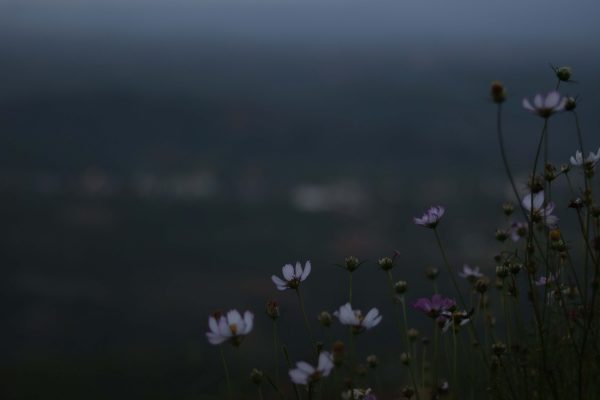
[412, 294, 456, 318]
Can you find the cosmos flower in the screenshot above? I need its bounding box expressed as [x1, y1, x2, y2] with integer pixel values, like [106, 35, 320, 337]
[458, 264, 483, 281]
[206, 309, 254, 346]
[439, 309, 472, 333]
[535, 273, 557, 287]
[289, 351, 334, 385]
[414, 206, 445, 228]
[522, 91, 566, 118]
[333, 303, 382, 334]
[342, 388, 377, 400]
[522, 191, 558, 227]
[412, 294, 456, 318]
[510, 221, 528, 242]
[271, 261, 311, 290]
[570, 148, 600, 168]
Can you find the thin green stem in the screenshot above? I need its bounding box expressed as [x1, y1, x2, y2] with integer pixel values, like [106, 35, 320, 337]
[219, 345, 233, 400]
[296, 288, 316, 351]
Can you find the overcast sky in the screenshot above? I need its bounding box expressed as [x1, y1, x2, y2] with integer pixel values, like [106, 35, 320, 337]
[2, 0, 599, 45]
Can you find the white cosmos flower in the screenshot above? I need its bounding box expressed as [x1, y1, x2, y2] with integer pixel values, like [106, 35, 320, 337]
[333, 303, 382, 334]
[206, 309, 254, 346]
[522, 91, 566, 118]
[570, 148, 600, 167]
[289, 351, 334, 385]
[522, 191, 558, 228]
[271, 261, 311, 290]
[458, 264, 483, 281]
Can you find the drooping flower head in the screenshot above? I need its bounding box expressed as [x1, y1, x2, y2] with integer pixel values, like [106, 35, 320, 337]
[522, 191, 558, 227]
[333, 303, 382, 334]
[289, 351, 334, 385]
[458, 264, 483, 282]
[271, 261, 311, 290]
[412, 294, 456, 318]
[414, 206, 445, 228]
[522, 91, 566, 118]
[206, 309, 254, 346]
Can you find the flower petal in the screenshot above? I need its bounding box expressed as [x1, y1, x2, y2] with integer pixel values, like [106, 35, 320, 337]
[534, 94, 544, 109]
[300, 261, 311, 281]
[289, 368, 308, 385]
[544, 91, 560, 109]
[206, 332, 227, 345]
[533, 191, 544, 210]
[242, 311, 254, 334]
[522, 98, 535, 111]
[282, 264, 294, 281]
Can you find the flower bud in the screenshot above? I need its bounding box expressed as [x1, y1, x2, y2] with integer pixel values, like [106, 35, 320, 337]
[332, 340, 345, 366]
[402, 386, 415, 399]
[318, 311, 332, 327]
[490, 81, 507, 103]
[355, 364, 367, 377]
[502, 201, 514, 216]
[426, 267, 439, 280]
[496, 265, 509, 279]
[400, 352, 411, 366]
[492, 342, 507, 356]
[565, 96, 577, 111]
[495, 229, 509, 242]
[407, 328, 419, 342]
[556, 66, 572, 82]
[549, 229, 561, 241]
[345, 256, 360, 272]
[509, 263, 522, 275]
[250, 368, 264, 385]
[266, 300, 280, 320]
[394, 280, 408, 294]
[378, 257, 394, 271]
[475, 277, 490, 293]
[366, 354, 378, 368]
[560, 163, 571, 173]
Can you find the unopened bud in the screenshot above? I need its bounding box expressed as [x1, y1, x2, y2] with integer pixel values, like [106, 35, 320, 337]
[400, 352, 411, 366]
[345, 256, 360, 272]
[366, 354, 378, 368]
[475, 277, 490, 293]
[560, 163, 571, 173]
[549, 229, 561, 241]
[402, 386, 415, 399]
[378, 257, 394, 271]
[495, 229, 509, 242]
[332, 340, 345, 366]
[426, 267, 439, 280]
[565, 96, 577, 111]
[394, 280, 408, 294]
[556, 66, 572, 82]
[266, 300, 280, 320]
[502, 201, 514, 216]
[496, 265, 509, 279]
[318, 311, 332, 327]
[490, 81, 507, 103]
[407, 328, 419, 342]
[250, 368, 264, 385]
[492, 342, 507, 356]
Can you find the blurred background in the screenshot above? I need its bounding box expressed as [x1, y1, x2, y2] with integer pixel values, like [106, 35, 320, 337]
[1, 0, 600, 398]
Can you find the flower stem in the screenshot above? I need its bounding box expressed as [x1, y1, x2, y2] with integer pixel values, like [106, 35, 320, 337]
[273, 320, 280, 384]
[348, 272, 353, 304]
[296, 288, 316, 351]
[219, 345, 233, 400]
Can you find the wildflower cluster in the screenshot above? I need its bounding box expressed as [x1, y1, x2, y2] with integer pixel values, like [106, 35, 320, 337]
[202, 65, 600, 399]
